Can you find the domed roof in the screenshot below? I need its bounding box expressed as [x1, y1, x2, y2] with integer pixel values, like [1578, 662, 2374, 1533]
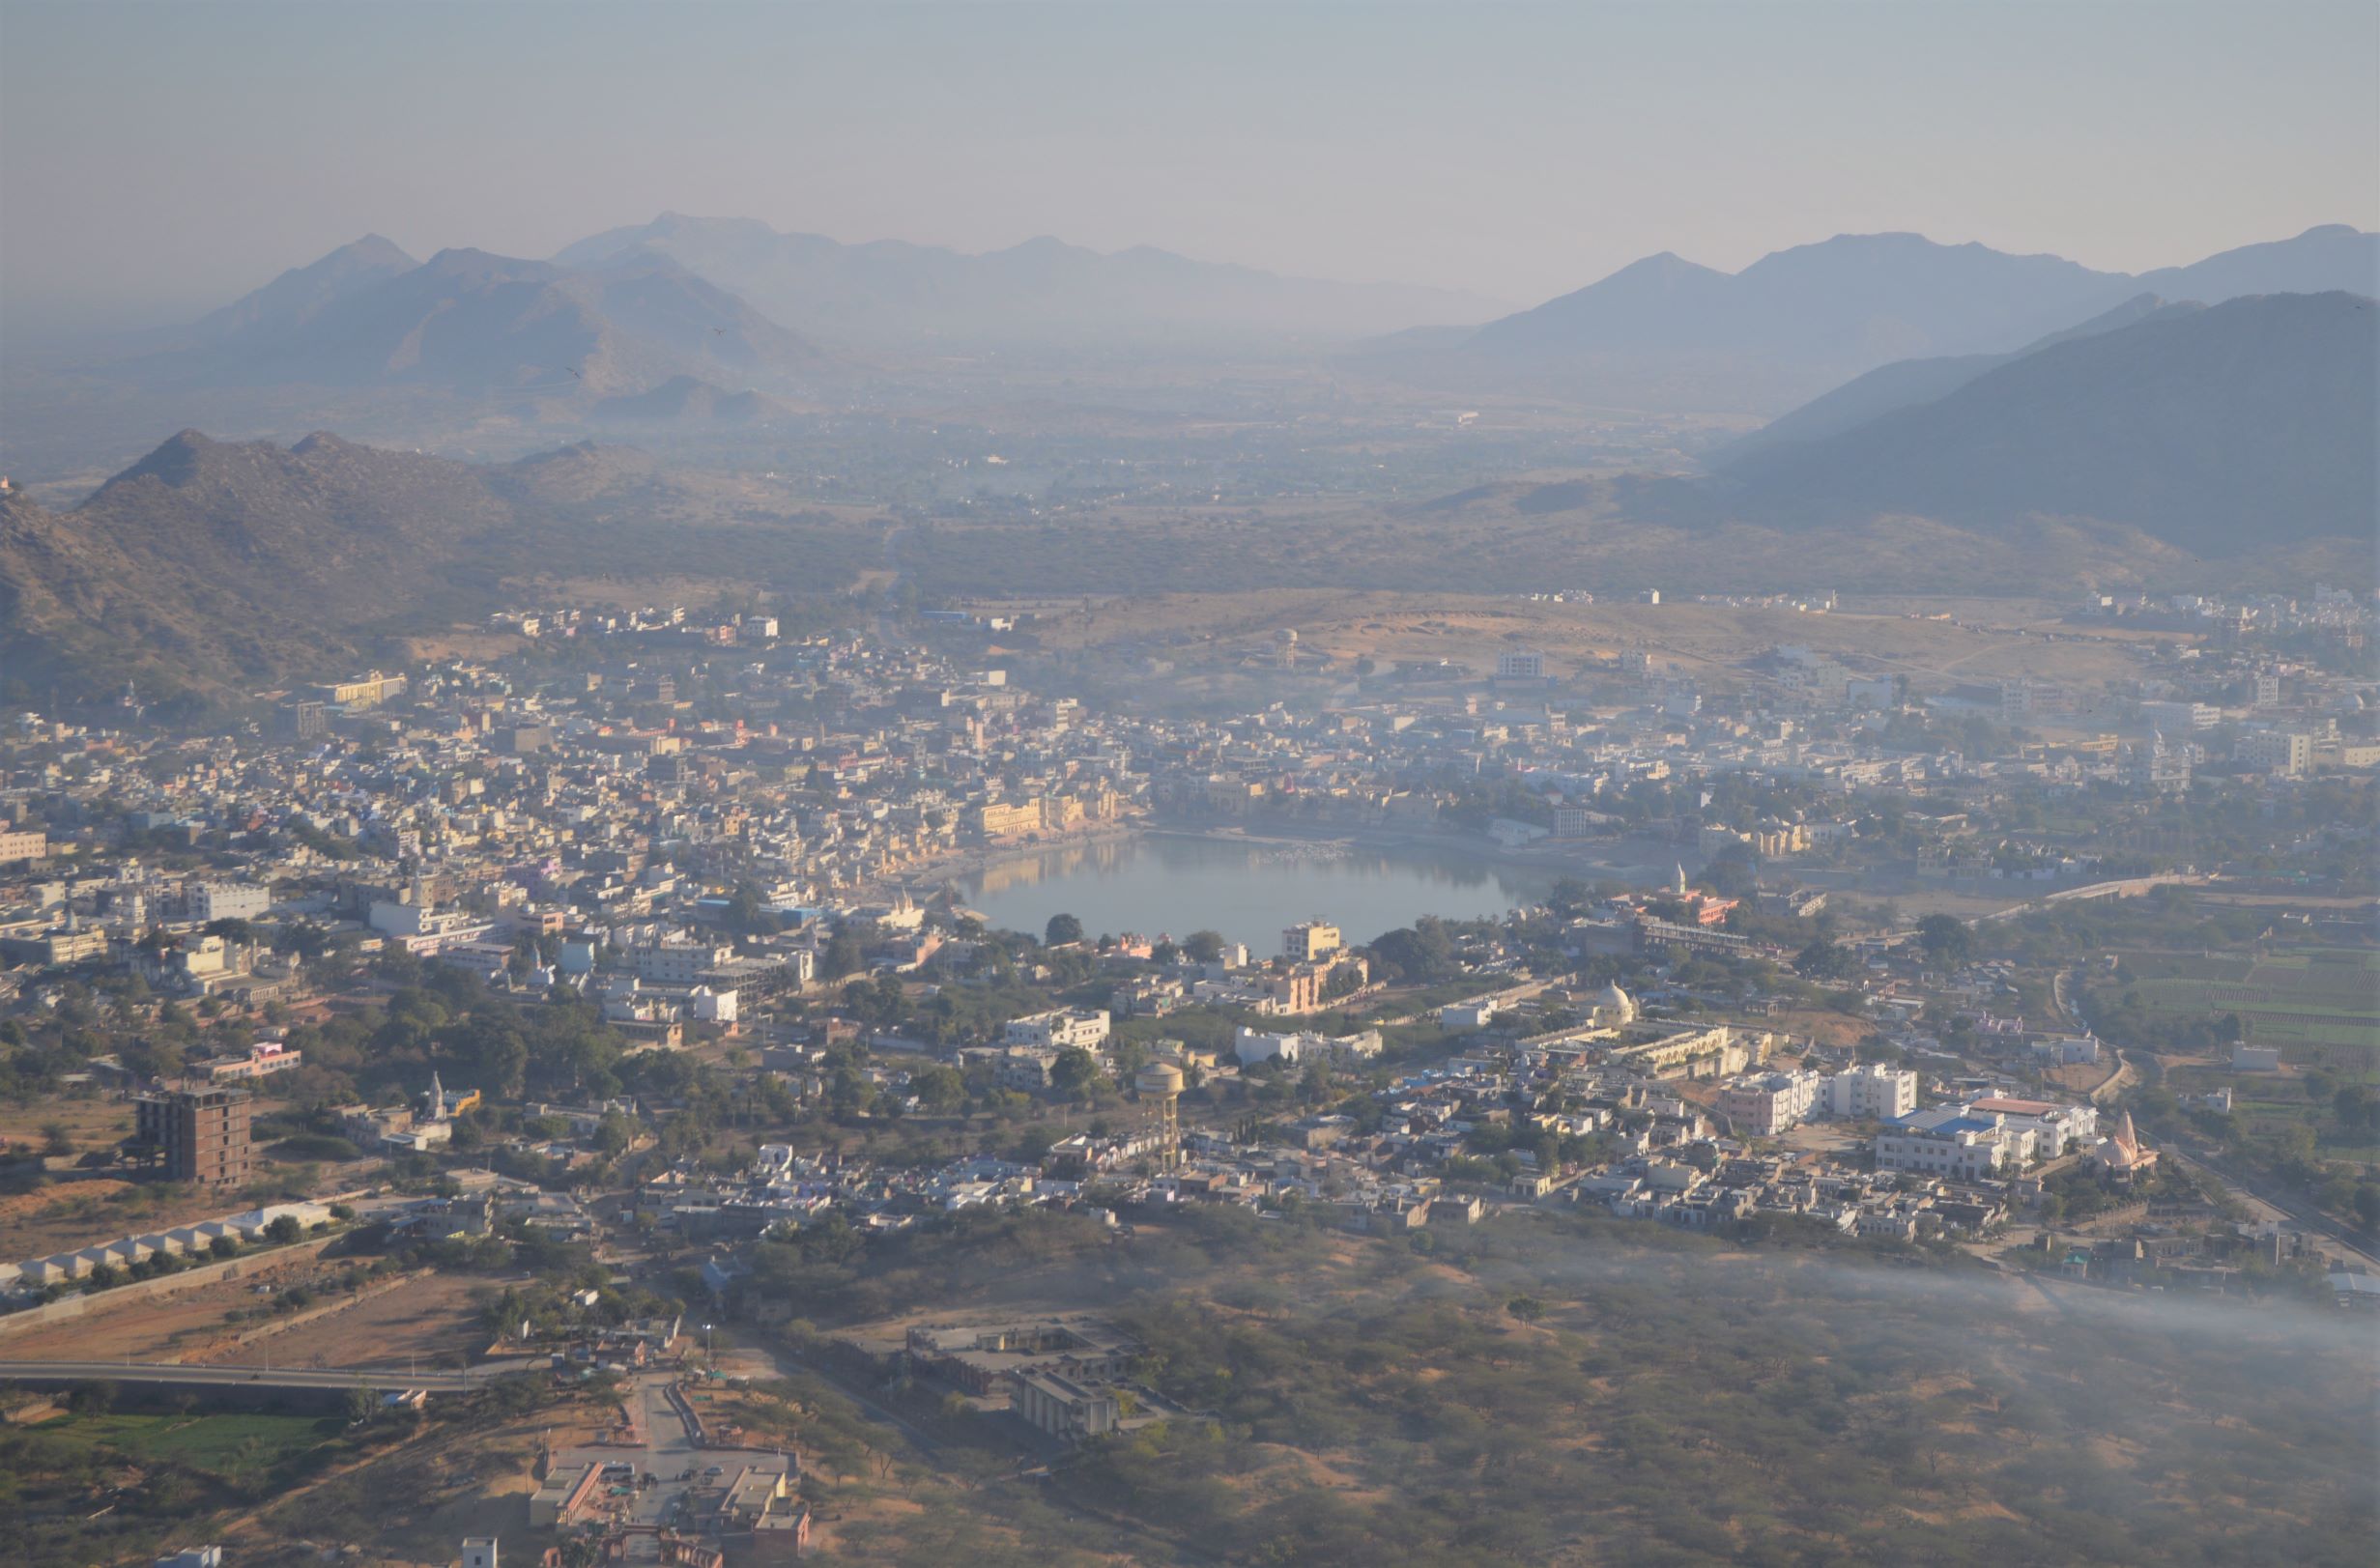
[1598, 983, 1636, 1020]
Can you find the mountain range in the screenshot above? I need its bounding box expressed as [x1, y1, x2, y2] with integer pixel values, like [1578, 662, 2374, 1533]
[22, 219, 2374, 454]
[553, 213, 1507, 347]
[142, 242, 827, 397]
[1707, 291, 2377, 552]
[13, 280, 2369, 711]
[1386, 224, 2379, 412]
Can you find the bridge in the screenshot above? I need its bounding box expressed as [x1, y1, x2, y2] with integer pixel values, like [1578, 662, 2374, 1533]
[0, 1357, 539, 1395]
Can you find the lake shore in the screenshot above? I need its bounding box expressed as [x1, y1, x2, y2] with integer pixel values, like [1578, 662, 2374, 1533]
[884, 814, 1688, 914]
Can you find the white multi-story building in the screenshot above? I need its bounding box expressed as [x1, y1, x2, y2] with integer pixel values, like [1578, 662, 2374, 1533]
[1826, 1063, 1918, 1121]
[1967, 1096, 2098, 1156]
[187, 880, 272, 923]
[1233, 1028, 1305, 1067]
[2027, 1036, 2101, 1068]
[1233, 1026, 1383, 1067]
[1874, 1107, 2040, 1181]
[2140, 699, 2218, 733]
[635, 938, 733, 985]
[1715, 1069, 1822, 1135]
[1003, 1009, 1111, 1052]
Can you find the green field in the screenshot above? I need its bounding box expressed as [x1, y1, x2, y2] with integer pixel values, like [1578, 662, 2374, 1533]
[2, 1407, 350, 1566]
[2123, 948, 2378, 1071]
[34, 1410, 338, 1480]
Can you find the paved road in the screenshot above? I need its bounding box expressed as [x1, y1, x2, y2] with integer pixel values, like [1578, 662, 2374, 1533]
[0, 1357, 532, 1392]
[2165, 1144, 2380, 1269]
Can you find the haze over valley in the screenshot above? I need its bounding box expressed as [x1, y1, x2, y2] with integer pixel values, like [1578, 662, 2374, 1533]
[7, 214, 2374, 701]
[1, 9, 2375, 1568]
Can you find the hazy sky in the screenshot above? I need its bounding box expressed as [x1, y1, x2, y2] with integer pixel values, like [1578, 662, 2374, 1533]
[4, 0, 2375, 333]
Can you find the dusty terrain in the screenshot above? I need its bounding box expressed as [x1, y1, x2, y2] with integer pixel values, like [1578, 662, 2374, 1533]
[1, 1251, 502, 1372]
[189, 1269, 499, 1371]
[0, 1174, 278, 1263]
[993, 588, 2173, 694]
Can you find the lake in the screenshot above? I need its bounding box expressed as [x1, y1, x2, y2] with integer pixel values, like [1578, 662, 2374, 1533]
[958, 833, 1563, 952]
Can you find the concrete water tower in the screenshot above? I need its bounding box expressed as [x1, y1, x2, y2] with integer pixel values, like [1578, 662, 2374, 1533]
[1135, 1060, 1185, 1170]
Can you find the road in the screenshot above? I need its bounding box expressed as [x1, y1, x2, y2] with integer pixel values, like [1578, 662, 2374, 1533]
[753, 1339, 1221, 1564]
[556, 1374, 774, 1547]
[2165, 1143, 2380, 1269]
[0, 1357, 532, 1392]
[2091, 1046, 2138, 1106]
[1374, 970, 1549, 1028]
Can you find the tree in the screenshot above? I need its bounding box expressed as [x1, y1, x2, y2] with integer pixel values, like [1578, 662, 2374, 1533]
[1183, 930, 1226, 964]
[266, 1214, 305, 1245]
[1371, 920, 1456, 983]
[1045, 912, 1085, 947]
[822, 927, 866, 981]
[1051, 1047, 1103, 1097]
[911, 1065, 965, 1113]
[1505, 1295, 1547, 1326]
[1915, 914, 1971, 968]
[1793, 938, 1857, 982]
[344, 1383, 381, 1424]
[1704, 844, 1761, 898]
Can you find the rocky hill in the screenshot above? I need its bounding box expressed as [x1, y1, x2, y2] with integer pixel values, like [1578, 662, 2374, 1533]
[1714, 292, 2377, 551]
[1, 426, 897, 707]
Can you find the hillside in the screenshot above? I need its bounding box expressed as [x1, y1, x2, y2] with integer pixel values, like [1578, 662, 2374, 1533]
[0, 430, 868, 704]
[589, 374, 799, 427]
[1717, 294, 2193, 465]
[556, 213, 1505, 346]
[186, 234, 419, 341]
[1717, 292, 2378, 550]
[1411, 224, 2378, 413]
[0, 431, 523, 701]
[143, 245, 828, 397]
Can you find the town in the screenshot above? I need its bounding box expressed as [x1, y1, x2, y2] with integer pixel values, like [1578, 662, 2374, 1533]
[0, 583, 2372, 1565]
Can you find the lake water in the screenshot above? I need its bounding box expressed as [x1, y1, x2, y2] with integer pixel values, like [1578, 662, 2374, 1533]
[958, 833, 1563, 952]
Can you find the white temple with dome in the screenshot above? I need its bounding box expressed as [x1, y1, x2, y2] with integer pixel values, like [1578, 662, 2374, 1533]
[1592, 983, 1637, 1027]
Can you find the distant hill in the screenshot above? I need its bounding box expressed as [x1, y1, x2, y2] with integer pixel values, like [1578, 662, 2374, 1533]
[1397, 225, 2379, 413]
[0, 428, 891, 703]
[1716, 292, 2378, 551]
[1717, 294, 2194, 465]
[555, 213, 1505, 346]
[2, 429, 514, 698]
[186, 235, 419, 341]
[2135, 223, 2380, 300]
[147, 245, 829, 396]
